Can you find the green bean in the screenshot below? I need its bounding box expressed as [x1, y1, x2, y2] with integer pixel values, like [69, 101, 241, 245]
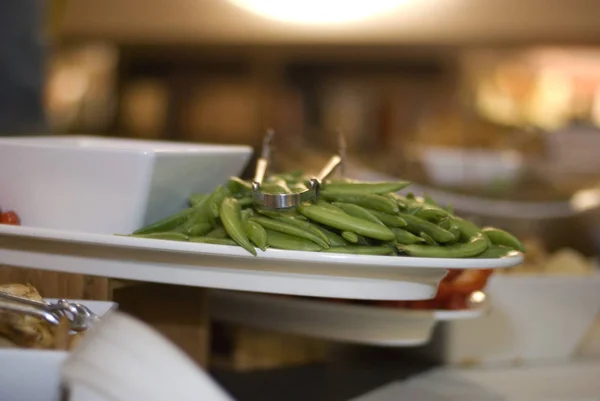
[260, 182, 292, 194]
[446, 217, 483, 241]
[398, 233, 488, 258]
[384, 193, 410, 209]
[241, 209, 252, 222]
[392, 228, 424, 245]
[419, 232, 438, 246]
[220, 197, 257, 256]
[206, 226, 227, 239]
[314, 226, 349, 247]
[190, 237, 237, 246]
[133, 208, 194, 235]
[244, 220, 268, 251]
[325, 246, 396, 256]
[237, 197, 254, 207]
[227, 177, 252, 195]
[423, 194, 438, 206]
[189, 194, 208, 207]
[363, 209, 408, 228]
[320, 192, 399, 214]
[476, 244, 517, 258]
[406, 192, 416, 200]
[129, 232, 189, 241]
[447, 225, 462, 245]
[256, 208, 307, 220]
[323, 181, 410, 195]
[250, 216, 329, 248]
[179, 189, 220, 230]
[482, 227, 526, 252]
[414, 204, 450, 221]
[446, 203, 454, 214]
[398, 213, 455, 243]
[265, 229, 323, 252]
[332, 202, 386, 227]
[342, 231, 359, 243]
[274, 216, 330, 245]
[299, 204, 395, 241]
[188, 222, 213, 237]
[316, 200, 347, 214]
[209, 186, 228, 218]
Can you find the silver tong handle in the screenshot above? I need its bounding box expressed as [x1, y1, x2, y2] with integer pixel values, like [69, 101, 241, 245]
[337, 130, 347, 178]
[315, 155, 342, 184]
[253, 129, 274, 188]
[0, 298, 60, 325]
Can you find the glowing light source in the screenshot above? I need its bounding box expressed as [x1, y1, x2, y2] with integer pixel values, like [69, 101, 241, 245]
[227, 0, 408, 24]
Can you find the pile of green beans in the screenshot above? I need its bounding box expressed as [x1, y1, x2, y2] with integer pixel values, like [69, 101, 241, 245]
[127, 173, 526, 258]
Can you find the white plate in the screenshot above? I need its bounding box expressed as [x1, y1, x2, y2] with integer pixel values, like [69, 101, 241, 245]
[209, 291, 487, 346]
[0, 225, 522, 300]
[0, 299, 117, 401]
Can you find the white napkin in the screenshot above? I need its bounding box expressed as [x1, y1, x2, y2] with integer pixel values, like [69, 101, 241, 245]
[61, 311, 233, 401]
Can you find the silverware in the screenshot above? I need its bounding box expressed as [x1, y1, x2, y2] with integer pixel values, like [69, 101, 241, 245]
[252, 129, 343, 210]
[0, 291, 99, 332]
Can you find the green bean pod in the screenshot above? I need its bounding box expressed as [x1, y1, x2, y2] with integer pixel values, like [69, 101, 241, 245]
[206, 226, 228, 239]
[363, 209, 408, 228]
[265, 229, 323, 252]
[325, 246, 396, 256]
[227, 177, 253, 195]
[256, 208, 307, 220]
[391, 228, 424, 245]
[419, 231, 438, 246]
[189, 194, 209, 207]
[209, 186, 228, 218]
[482, 227, 526, 252]
[129, 232, 189, 241]
[250, 216, 330, 248]
[314, 226, 349, 247]
[220, 197, 257, 256]
[299, 204, 395, 241]
[320, 192, 399, 215]
[476, 244, 517, 258]
[133, 208, 194, 235]
[341, 231, 359, 243]
[332, 202, 386, 227]
[190, 237, 238, 246]
[244, 220, 268, 251]
[398, 233, 488, 258]
[274, 216, 330, 245]
[414, 204, 450, 221]
[398, 213, 455, 243]
[323, 181, 410, 195]
[188, 222, 213, 237]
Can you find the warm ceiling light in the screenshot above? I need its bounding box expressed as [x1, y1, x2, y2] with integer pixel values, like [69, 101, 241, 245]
[228, 0, 409, 24]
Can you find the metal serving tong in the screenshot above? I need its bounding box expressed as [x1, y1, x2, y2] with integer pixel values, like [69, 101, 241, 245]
[0, 291, 99, 332]
[252, 129, 343, 210]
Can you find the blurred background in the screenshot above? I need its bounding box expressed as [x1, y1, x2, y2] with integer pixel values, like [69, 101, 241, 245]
[3, 0, 600, 399]
[34, 0, 600, 255]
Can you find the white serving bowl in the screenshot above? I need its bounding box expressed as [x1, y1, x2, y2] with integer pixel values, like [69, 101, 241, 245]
[0, 136, 252, 234]
[418, 273, 600, 366]
[0, 300, 117, 401]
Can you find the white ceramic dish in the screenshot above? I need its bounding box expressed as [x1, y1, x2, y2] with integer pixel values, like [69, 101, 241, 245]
[209, 291, 488, 346]
[420, 146, 524, 187]
[416, 273, 600, 365]
[0, 224, 523, 300]
[0, 299, 117, 401]
[0, 135, 252, 235]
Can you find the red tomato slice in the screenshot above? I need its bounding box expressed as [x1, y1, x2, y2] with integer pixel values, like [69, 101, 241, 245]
[0, 211, 20, 225]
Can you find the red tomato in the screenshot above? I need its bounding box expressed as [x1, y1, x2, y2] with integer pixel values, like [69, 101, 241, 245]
[0, 211, 20, 225]
[446, 293, 468, 310]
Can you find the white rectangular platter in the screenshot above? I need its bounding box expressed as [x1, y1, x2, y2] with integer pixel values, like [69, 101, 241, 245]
[0, 224, 522, 300]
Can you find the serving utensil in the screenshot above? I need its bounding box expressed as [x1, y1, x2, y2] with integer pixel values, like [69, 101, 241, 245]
[0, 291, 99, 332]
[252, 129, 343, 210]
